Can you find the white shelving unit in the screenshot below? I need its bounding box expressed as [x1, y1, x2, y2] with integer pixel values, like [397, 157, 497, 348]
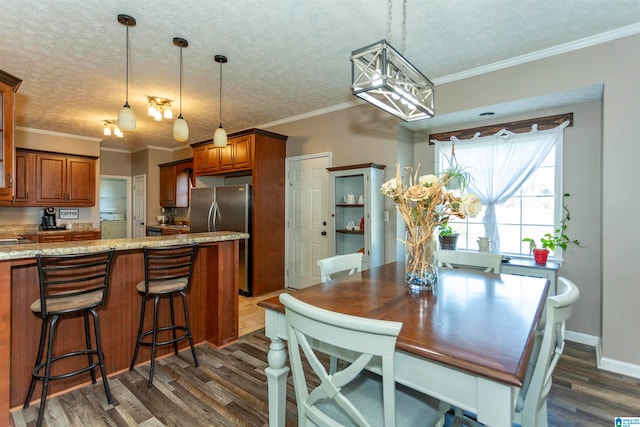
[328, 163, 385, 271]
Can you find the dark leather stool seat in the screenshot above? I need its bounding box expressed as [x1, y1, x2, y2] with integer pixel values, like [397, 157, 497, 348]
[129, 243, 199, 387]
[24, 249, 116, 427]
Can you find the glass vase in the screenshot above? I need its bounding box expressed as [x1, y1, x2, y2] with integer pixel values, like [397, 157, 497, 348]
[404, 226, 438, 292]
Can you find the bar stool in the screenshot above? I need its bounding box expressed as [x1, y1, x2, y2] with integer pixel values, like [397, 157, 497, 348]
[24, 249, 116, 427]
[130, 243, 199, 387]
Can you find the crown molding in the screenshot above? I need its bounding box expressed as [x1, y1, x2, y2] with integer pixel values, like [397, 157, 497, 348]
[434, 23, 640, 85]
[16, 126, 102, 142]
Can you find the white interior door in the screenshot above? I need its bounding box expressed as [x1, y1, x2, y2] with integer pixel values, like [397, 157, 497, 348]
[286, 154, 331, 289]
[132, 174, 146, 238]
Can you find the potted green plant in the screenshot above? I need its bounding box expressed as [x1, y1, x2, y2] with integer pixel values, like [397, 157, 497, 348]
[441, 161, 471, 191]
[522, 193, 581, 264]
[438, 223, 459, 250]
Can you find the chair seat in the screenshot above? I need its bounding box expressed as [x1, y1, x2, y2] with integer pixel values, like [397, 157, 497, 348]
[136, 277, 188, 294]
[30, 289, 104, 314]
[314, 371, 444, 427]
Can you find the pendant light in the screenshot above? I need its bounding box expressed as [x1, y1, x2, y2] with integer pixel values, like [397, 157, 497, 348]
[173, 37, 189, 142]
[117, 14, 136, 133]
[213, 54, 228, 148]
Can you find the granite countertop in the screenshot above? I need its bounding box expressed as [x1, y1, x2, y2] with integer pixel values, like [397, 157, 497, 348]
[0, 231, 248, 261]
[147, 224, 191, 230]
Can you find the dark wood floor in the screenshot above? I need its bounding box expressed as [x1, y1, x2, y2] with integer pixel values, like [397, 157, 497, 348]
[11, 331, 640, 427]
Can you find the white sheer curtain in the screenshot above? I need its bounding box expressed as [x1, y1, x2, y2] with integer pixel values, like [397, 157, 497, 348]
[433, 121, 568, 253]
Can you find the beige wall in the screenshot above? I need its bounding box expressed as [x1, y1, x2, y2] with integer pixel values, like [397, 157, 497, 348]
[0, 129, 102, 228]
[429, 33, 639, 370]
[101, 149, 132, 176]
[267, 33, 639, 371]
[415, 102, 603, 340]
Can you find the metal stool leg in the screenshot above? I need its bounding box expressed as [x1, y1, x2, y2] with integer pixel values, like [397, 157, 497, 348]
[169, 295, 179, 355]
[148, 295, 160, 388]
[84, 311, 97, 384]
[130, 295, 147, 371]
[181, 291, 199, 367]
[90, 308, 112, 404]
[24, 317, 48, 409]
[36, 315, 60, 426]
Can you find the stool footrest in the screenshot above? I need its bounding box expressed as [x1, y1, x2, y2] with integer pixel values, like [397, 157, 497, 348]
[137, 325, 189, 347]
[32, 350, 102, 382]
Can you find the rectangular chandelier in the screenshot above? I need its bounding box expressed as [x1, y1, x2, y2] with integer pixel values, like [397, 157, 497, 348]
[351, 39, 435, 121]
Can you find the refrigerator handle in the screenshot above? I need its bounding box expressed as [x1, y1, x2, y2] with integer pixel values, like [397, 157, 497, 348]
[214, 201, 221, 231]
[207, 201, 216, 232]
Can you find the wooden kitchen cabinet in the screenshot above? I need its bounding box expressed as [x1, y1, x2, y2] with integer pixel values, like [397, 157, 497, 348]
[0, 70, 21, 203]
[23, 230, 101, 243]
[193, 144, 221, 174]
[219, 134, 252, 171]
[159, 158, 193, 208]
[12, 150, 34, 205]
[68, 231, 101, 241]
[34, 152, 96, 206]
[191, 128, 287, 296]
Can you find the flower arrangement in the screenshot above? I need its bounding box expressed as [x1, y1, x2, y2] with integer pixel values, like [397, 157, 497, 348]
[381, 164, 482, 289]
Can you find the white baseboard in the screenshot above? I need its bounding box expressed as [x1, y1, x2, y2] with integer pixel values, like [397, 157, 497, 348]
[565, 330, 600, 347]
[599, 357, 640, 380]
[565, 330, 640, 379]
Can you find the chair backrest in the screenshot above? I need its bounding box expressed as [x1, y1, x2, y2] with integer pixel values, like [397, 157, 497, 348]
[317, 252, 363, 282]
[437, 250, 503, 273]
[280, 292, 402, 427]
[142, 243, 199, 293]
[517, 276, 579, 426]
[36, 248, 116, 316]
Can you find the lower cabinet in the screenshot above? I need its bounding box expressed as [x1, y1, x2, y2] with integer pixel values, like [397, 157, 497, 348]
[23, 231, 101, 243]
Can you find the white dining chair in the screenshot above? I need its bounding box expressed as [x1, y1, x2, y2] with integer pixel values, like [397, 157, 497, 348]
[457, 276, 580, 427]
[437, 249, 503, 273]
[317, 252, 363, 282]
[280, 293, 449, 427]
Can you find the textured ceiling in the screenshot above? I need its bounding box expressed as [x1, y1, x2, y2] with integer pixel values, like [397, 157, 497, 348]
[1, 0, 639, 152]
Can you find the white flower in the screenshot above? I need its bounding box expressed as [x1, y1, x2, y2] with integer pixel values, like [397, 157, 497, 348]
[418, 174, 439, 187]
[381, 178, 401, 196]
[405, 185, 429, 202]
[459, 193, 482, 217]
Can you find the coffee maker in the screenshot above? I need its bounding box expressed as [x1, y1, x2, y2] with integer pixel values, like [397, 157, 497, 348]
[41, 207, 57, 229]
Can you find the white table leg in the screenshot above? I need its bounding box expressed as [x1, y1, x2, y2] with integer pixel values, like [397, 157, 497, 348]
[265, 336, 289, 427]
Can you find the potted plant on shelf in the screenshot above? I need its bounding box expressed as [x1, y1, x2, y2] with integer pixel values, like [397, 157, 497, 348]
[522, 193, 581, 264]
[438, 223, 459, 250]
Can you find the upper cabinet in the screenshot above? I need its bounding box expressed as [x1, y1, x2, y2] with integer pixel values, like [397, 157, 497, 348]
[10, 149, 96, 207]
[192, 133, 253, 175]
[0, 70, 22, 203]
[159, 158, 193, 208]
[219, 134, 252, 171]
[34, 152, 96, 206]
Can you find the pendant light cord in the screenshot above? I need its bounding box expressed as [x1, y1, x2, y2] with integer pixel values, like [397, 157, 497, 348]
[218, 60, 223, 126]
[386, 0, 408, 54]
[179, 46, 183, 116]
[125, 20, 130, 106]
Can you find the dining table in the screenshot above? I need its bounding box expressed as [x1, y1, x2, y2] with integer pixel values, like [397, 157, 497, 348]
[258, 261, 550, 427]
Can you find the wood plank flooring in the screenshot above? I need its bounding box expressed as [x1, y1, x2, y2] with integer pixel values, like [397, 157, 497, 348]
[11, 294, 640, 426]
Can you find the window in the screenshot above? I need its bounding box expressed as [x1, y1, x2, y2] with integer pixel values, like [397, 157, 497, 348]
[432, 117, 569, 259]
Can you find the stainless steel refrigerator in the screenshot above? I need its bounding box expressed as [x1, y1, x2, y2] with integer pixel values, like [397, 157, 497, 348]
[190, 184, 252, 296]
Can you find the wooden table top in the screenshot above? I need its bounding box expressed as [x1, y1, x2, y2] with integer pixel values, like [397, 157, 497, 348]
[259, 262, 549, 387]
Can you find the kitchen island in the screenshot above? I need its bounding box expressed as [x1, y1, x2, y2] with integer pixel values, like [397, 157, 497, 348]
[0, 231, 247, 425]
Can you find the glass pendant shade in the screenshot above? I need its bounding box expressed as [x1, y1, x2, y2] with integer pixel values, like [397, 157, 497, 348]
[118, 104, 136, 133]
[213, 125, 227, 147]
[173, 115, 189, 142]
